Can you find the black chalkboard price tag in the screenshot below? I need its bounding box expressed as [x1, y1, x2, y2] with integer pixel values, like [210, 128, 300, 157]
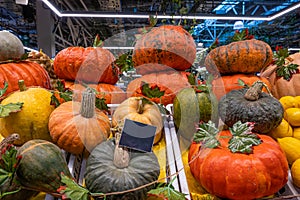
[119, 118, 157, 152]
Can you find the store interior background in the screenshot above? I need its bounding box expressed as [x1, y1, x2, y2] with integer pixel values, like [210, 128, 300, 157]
[0, 0, 299, 58]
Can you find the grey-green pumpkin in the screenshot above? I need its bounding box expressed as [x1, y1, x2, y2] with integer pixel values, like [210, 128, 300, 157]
[218, 81, 283, 134]
[0, 30, 24, 61]
[84, 138, 160, 200]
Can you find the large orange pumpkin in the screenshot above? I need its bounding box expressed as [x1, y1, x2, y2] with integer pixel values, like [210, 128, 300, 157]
[188, 121, 288, 200]
[126, 70, 191, 105]
[132, 25, 196, 75]
[260, 52, 300, 99]
[204, 39, 273, 77]
[53, 47, 119, 84]
[212, 73, 272, 100]
[0, 61, 51, 98]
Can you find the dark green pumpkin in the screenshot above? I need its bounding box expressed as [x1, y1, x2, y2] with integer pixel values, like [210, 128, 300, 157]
[173, 86, 218, 149]
[16, 139, 72, 194]
[84, 138, 160, 200]
[218, 82, 283, 134]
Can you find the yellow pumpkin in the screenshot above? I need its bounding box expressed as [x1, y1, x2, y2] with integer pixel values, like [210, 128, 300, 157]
[111, 97, 163, 144]
[291, 158, 300, 188]
[0, 81, 54, 145]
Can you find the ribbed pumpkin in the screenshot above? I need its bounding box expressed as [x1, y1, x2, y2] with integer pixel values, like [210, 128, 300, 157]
[218, 81, 283, 134]
[132, 25, 196, 74]
[0, 30, 24, 61]
[85, 136, 160, 200]
[48, 88, 111, 155]
[53, 47, 119, 84]
[65, 81, 126, 104]
[204, 39, 273, 77]
[260, 52, 300, 99]
[0, 61, 51, 98]
[0, 80, 54, 145]
[212, 73, 272, 100]
[188, 121, 289, 200]
[126, 71, 191, 105]
[16, 139, 73, 194]
[173, 86, 218, 149]
[112, 97, 163, 144]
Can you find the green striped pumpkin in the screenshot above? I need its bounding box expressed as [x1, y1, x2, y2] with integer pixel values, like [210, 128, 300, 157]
[204, 39, 273, 77]
[16, 139, 72, 193]
[85, 138, 160, 200]
[173, 87, 218, 148]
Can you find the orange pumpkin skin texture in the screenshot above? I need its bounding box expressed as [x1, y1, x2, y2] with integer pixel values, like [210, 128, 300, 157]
[204, 39, 273, 77]
[260, 52, 300, 99]
[212, 74, 272, 100]
[0, 61, 51, 98]
[66, 81, 126, 104]
[188, 130, 289, 200]
[126, 71, 191, 105]
[48, 101, 111, 155]
[53, 47, 119, 84]
[132, 25, 196, 75]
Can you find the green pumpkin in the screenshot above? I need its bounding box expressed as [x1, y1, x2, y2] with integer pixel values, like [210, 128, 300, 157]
[218, 81, 283, 134]
[84, 138, 160, 200]
[16, 139, 73, 193]
[173, 86, 218, 149]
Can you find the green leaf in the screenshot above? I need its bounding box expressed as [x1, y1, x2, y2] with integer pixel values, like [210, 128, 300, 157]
[276, 63, 299, 81]
[93, 34, 103, 47]
[141, 82, 165, 98]
[95, 98, 109, 112]
[58, 173, 90, 200]
[0, 102, 23, 118]
[228, 121, 262, 154]
[0, 82, 8, 97]
[147, 179, 187, 200]
[237, 78, 249, 88]
[193, 121, 220, 148]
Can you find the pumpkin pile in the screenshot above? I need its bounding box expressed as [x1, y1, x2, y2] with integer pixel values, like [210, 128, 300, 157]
[126, 25, 195, 105]
[204, 29, 273, 100]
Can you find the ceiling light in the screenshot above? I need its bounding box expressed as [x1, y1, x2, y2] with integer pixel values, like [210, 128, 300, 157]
[41, 0, 300, 21]
[233, 21, 244, 29]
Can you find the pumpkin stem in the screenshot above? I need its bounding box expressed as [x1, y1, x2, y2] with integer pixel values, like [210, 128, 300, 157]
[18, 80, 27, 91]
[80, 88, 95, 118]
[113, 132, 130, 169]
[137, 98, 144, 114]
[243, 81, 264, 101]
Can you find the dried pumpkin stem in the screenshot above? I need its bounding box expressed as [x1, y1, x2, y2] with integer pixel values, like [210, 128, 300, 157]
[80, 88, 95, 118]
[137, 98, 144, 114]
[244, 81, 264, 101]
[113, 132, 130, 168]
[18, 80, 27, 91]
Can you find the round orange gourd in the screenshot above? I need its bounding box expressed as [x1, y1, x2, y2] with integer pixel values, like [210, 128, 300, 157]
[188, 121, 288, 200]
[132, 25, 196, 75]
[212, 73, 272, 100]
[48, 88, 111, 155]
[53, 47, 119, 84]
[260, 52, 300, 99]
[204, 39, 273, 77]
[126, 70, 191, 105]
[0, 61, 51, 98]
[111, 97, 163, 144]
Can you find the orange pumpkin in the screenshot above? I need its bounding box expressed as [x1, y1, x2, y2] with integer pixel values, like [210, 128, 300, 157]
[0, 61, 51, 98]
[132, 25, 196, 75]
[53, 47, 119, 84]
[204, 39, 273, 77]
[48, 88, 111, 155]
[188, 121, 288, 200]
[65, 81, 126, 104]
[212, 73, 272, 100]
[126, 70, 191, 105]
[260, 52, 300, 99]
